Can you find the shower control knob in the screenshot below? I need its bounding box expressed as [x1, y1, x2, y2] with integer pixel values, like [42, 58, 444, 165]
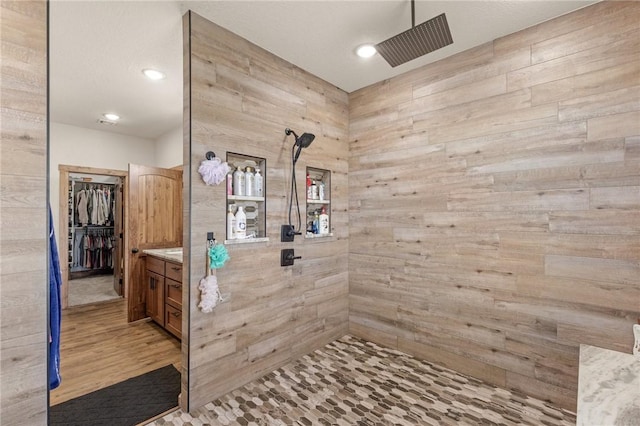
[280, 248, 301, 267]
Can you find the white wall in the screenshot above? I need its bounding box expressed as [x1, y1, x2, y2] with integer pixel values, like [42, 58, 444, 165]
[49, 122, 158, 231]
[155, 125, 183, 168]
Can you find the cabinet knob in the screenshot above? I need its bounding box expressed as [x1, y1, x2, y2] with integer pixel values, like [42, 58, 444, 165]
[171, 311, 181, 317]
[131, 248, 139, 254]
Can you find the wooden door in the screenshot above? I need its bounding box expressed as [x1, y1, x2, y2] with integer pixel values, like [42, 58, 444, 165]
[126, 164, 182, 322]
[113, 180, 124, 295]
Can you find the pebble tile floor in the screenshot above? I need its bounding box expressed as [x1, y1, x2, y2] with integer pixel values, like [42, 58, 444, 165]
[149, 335, 576, 426]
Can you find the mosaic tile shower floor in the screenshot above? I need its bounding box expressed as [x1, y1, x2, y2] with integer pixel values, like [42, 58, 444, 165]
[150, 335, 575, 426]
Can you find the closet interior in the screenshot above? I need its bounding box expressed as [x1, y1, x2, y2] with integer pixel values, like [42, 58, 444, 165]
[67, 173, 124, 306]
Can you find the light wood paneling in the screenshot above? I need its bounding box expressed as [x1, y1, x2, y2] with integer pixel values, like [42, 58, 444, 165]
[0, 1, 48, 424]
[184, 12, 349, 410]
[348, 1, 640, 411]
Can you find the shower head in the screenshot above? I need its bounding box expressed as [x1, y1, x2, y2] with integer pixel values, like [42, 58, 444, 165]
[297, 132, 315, 148]
[375, 2, 453, 68]
[285, 128, 316, 163]
[285, 128, 315, 148]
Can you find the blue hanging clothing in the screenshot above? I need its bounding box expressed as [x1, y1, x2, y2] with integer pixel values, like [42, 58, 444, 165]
[49, 206, 62, 389]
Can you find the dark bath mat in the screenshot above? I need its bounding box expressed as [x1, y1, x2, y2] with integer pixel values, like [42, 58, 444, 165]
[49, 364, 180, 426]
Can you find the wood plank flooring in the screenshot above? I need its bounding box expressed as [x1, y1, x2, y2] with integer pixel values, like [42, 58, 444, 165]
[49, 299, 181, 406]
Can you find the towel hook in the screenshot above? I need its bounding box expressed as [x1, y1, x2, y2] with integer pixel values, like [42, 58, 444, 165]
[205, 151, 216, 160]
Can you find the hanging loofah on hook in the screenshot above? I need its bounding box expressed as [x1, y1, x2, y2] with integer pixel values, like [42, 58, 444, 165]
[199, 237, 229, 313]
[198, 273, 222, 313]
[208, 243, 230, 269]
[198, 152, 230, 186]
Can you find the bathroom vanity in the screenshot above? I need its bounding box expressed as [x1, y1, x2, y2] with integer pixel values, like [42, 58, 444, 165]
[576, 344, 639, 425]
[142, 248, 183, 339]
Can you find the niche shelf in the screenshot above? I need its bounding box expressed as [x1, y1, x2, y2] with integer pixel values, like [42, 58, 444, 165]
[305, 166, 332, 238]
[225, 152, 268, 244]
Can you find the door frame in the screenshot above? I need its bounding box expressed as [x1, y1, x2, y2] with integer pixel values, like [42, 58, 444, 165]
[58, 164, 128, 309]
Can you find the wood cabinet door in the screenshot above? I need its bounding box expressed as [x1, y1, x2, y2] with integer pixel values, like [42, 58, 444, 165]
[146, 270, 165, 325]
[126, 164, 182, 322]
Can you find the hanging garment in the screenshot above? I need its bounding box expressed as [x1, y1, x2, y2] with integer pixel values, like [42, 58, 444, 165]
[49, 206, 62, 389]
[76, 189, 89, 226]
[100, 188, 109, 225]
[90, 188, 99, 225]
[73, 231, 84, 267]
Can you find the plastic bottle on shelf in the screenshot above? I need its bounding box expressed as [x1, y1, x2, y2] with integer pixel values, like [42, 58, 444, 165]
[227, 205, 236, 239]
[306, 173, 312, 200]
[312, 211, 320, 234]
[235, 206, 246, 238]
[311, 180, 318, 200]
[226, 170, 234, 195]
[233, 166, 245, 196]
[254, 167, 263, 197]
[319, 206, 329, 235]
[318, 180, 325, 201]
[245, 166, 255, 197]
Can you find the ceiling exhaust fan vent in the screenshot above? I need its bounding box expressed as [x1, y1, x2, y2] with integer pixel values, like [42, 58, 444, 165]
[375, 12, 453, 68]
[97, 118, 118, 126]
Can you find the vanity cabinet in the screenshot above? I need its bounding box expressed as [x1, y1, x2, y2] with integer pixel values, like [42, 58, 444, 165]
[145, 255, 182, 339]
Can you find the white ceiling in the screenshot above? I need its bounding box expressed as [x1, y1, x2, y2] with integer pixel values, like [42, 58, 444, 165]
[50, 0, 598, 140]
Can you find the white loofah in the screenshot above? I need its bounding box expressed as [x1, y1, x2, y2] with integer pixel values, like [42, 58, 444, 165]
[198, 157, 230, 186]
[198, 274, 223, 313]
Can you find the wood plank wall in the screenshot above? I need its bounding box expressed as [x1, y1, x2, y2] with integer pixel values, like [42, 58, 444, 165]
[184, 12, 349, 410]
[0, 1, 48, 424]
[348, 1, 640, 411]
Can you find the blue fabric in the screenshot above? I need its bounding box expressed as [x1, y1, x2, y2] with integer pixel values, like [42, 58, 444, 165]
[49, 206, 62, 389]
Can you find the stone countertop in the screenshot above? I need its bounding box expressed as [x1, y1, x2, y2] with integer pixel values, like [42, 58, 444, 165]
[577, 344, 640, 426]
[142, 248, 183, 264]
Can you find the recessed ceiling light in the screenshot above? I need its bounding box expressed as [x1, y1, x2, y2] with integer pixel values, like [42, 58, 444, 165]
[356, 44, 377, 58]
[142, 68, 166, 80]
[103, 113, 120, 121]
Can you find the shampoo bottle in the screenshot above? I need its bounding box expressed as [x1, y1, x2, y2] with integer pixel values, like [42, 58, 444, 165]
[306, 173, 312, 199]
[233, 167, 245, 196]
[227, 205, 236, 239]
[226, 170, 234, 195]
[254, 168, 263, 197]
[245, 166, 255, 197]
[312, 212, 320, 234]
[319, 206, 329, 235]
[235, 206, 247, 238]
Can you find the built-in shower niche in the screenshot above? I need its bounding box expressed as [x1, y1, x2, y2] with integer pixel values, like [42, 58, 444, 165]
[305, 166, 332, 238]
[225, 152, 268, 244]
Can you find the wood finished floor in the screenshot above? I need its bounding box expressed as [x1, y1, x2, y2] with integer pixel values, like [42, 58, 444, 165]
[50, 298, 182, 406]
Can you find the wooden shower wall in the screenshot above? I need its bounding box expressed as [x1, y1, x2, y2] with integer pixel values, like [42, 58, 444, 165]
[0, 1, 48, 424]
[184, 12, 349, 409]
[348, 1, 640, 411]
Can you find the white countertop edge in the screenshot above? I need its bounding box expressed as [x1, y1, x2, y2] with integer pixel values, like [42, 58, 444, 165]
[143, 248, 183, 264]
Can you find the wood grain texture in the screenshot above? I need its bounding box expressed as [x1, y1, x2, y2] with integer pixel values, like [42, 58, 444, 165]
[127, 164, 182, 322]
[184, 11, 349, 410]
[49, 299, 181, 406]
[0, 1, 48, 424]
[348, 1, 640, 412]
